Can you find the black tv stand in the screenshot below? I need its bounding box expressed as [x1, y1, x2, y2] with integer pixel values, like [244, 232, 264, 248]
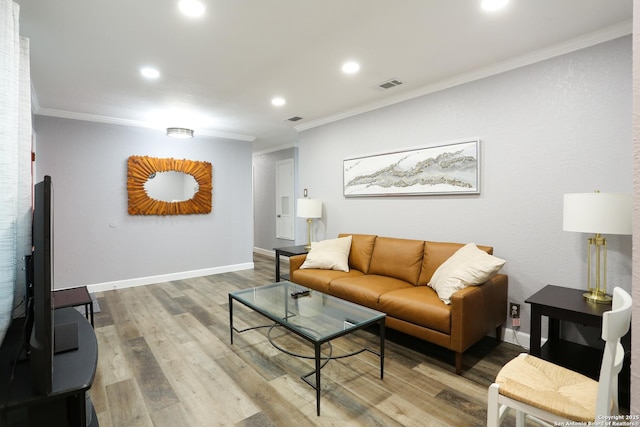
[0, 308, 98, 426]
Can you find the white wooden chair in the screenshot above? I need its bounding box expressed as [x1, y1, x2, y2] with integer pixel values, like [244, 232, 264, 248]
[487, 287, 632, 426]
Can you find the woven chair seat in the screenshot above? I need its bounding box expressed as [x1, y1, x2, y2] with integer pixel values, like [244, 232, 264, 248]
[496, 354, 598, 422]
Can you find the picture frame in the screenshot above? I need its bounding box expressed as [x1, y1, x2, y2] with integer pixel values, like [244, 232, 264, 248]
[127, 155, 212, 215]
[343, 139, 480, 197]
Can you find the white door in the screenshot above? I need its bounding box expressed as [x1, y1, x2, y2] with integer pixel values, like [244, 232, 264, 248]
[276, 159, 294, 240]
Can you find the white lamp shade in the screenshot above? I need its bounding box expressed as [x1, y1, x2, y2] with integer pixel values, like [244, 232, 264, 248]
[297, 198, 322, 219]
[563, 193, 632, 235]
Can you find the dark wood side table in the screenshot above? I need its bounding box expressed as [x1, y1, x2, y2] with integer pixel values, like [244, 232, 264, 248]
[526, 284, 630, 409]
[273, 245, 309, 281]
[53, 287, 94, 327]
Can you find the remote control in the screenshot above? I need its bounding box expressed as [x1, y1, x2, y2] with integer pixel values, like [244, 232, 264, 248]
[290, 290, 310, 299]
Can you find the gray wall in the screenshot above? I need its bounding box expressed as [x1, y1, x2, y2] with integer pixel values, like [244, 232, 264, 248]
[34, 116, 254, 290]
[253, 147, 298, 251]
[296, 36, 632, 341]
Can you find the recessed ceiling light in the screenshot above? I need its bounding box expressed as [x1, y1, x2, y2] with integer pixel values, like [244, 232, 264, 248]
[271, 97, 286, 107]
[342, 61, 360, 74]
[179, 0, 205, 18]
[481, 0, 509, 12]
[140, 67, 160, 79]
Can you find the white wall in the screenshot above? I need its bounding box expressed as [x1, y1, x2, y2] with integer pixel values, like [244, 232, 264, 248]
[34, 116, 254, 290]
[297, 36, 632, 339]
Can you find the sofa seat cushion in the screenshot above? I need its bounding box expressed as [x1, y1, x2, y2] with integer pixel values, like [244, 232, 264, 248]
[329, 275, 412, 310]
[290, 268, 363, 294]
[378, 287, 451, 334]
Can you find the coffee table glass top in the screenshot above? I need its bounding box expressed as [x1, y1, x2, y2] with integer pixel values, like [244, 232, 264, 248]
[230, 281, 385, 342]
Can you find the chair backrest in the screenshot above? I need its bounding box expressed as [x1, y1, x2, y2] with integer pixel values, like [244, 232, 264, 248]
[595, 287, 632, 417]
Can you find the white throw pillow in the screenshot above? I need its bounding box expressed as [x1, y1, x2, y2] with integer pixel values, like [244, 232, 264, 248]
[300, 235, 352, 272]
[428, 243, 506, 304]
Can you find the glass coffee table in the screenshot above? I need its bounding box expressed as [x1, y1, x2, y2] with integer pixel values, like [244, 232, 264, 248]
[229, 281, 385, 416]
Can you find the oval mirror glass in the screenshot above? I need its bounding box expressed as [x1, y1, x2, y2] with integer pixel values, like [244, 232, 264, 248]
[144, 171, 199, 202]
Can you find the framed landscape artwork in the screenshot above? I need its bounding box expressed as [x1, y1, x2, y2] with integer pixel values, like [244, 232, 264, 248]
[343, 139, 480, 197]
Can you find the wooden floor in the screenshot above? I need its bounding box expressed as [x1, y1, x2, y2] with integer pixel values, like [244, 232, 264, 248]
[89, 254, 526, 426]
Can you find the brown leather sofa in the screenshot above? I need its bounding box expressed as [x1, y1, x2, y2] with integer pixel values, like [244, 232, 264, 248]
[289, 233, 508, 374]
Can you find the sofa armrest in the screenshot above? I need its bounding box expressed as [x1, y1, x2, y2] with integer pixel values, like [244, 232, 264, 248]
[449, 273, 508, 353]
[289, 254, 307, 278]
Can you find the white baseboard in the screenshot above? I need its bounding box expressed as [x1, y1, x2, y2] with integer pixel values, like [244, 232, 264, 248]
[253, 247, 275, 257]
[502, 326, 546, 351]
[85, 262, 254, 293]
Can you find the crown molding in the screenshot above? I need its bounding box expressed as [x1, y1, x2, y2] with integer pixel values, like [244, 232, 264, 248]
[295, 20, 632, 133]
[30, 82, 40, 112]
[252, 142, 298, 156]
[33, 107, 256, 142]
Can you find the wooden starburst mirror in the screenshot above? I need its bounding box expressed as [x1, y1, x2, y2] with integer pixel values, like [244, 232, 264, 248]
[127, 155, 212, 215]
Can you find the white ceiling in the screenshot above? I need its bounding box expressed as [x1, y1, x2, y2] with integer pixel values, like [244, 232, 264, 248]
[16, 0, 632, 152]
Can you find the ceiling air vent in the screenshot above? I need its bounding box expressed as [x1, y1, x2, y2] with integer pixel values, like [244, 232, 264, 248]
[378, 79, 404, 90]
[287, 116, 303, 122]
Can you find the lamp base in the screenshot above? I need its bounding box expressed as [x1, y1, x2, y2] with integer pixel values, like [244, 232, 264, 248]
[305, 218, 313, 251]
[583, 290, 612, 304]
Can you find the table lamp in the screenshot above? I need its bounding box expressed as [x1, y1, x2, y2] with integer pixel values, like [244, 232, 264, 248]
[297, 198, 322, 250]
[563, 192, 632, 303]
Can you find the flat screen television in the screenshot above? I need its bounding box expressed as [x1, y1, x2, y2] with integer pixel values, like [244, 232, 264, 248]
[30, 175, 54, 395]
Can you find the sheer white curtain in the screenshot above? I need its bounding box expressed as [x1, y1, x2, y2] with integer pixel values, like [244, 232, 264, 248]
[0, 0, 32, 343]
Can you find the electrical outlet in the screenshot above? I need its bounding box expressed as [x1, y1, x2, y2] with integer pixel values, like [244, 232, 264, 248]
[510, 303, 520, 319]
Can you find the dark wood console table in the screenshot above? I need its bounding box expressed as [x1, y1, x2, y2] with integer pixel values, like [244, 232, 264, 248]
[273, 245, 309, 281]
[526, 284, 630, 409]
[0, 308, 98, 426]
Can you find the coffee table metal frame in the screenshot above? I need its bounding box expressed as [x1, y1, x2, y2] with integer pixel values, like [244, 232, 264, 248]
[229, 281, 385, 416]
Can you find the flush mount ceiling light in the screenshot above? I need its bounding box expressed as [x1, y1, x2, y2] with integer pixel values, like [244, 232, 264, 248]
[166, 127, 194, 138]
[481, 0, 509, 11]
[271, 97, 286, 107]
[140, 67, 160, 79]
[179, 0, 205, 18]
[342, 61, 360, 74]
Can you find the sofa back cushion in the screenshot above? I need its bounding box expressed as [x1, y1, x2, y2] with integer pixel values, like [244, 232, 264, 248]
[339, 233, 377, 273]
[418, 241, 493, 286]
[367, 237, 425, 285]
